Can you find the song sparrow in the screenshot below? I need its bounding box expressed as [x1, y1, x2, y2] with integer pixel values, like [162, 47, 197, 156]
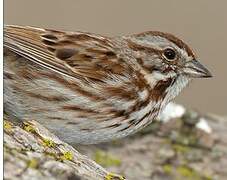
[4, 25, 212, 144]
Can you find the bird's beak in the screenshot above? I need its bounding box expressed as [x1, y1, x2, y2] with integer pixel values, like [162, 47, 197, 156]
[183, 60, 212, 78]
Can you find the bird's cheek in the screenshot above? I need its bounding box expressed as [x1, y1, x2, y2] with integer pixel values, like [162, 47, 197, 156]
[162, 64, 177, 74]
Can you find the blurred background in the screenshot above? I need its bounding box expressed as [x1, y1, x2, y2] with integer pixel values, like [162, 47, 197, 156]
[4, 0, 227, 115]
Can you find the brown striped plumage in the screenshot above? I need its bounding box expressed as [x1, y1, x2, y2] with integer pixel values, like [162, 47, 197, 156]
[4, 25, 212, 144]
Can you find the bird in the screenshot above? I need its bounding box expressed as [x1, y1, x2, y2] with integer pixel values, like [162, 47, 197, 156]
[3, 25, 212, 144]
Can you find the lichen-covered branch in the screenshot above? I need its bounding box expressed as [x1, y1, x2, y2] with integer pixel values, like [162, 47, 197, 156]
[4, 119, 125, 180]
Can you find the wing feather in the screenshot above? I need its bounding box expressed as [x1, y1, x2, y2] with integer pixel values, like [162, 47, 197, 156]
[4, 25, 128, 81]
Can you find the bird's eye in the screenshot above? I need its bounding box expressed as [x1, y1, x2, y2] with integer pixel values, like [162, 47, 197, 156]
[163, 48, 176, 60]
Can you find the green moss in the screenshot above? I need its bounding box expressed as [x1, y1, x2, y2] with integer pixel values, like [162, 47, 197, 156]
[204, 175, 212, 180]
[27, 158, 38, 169]
[172, 144, 190, 153]
[185, 134, 198, 145]
[161, 162, 213, 180]
[23, 122, 36, 134]
[94, 150, 121, 167]
[176, 166, 211, 180]
[43, 150, 73, 161]
[42, 138, 57, 148]
[60, 151, 73, 161]
[162, 164, 173, 174]
[3, 121, 12, 131]
[105, 172, 125, 180]
[177, 166, 193, 177]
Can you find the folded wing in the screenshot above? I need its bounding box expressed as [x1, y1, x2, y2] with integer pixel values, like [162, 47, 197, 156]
[4, 25, 128, 82]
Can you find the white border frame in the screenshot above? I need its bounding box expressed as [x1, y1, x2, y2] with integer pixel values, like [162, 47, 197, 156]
[1, 0, 4, 178]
